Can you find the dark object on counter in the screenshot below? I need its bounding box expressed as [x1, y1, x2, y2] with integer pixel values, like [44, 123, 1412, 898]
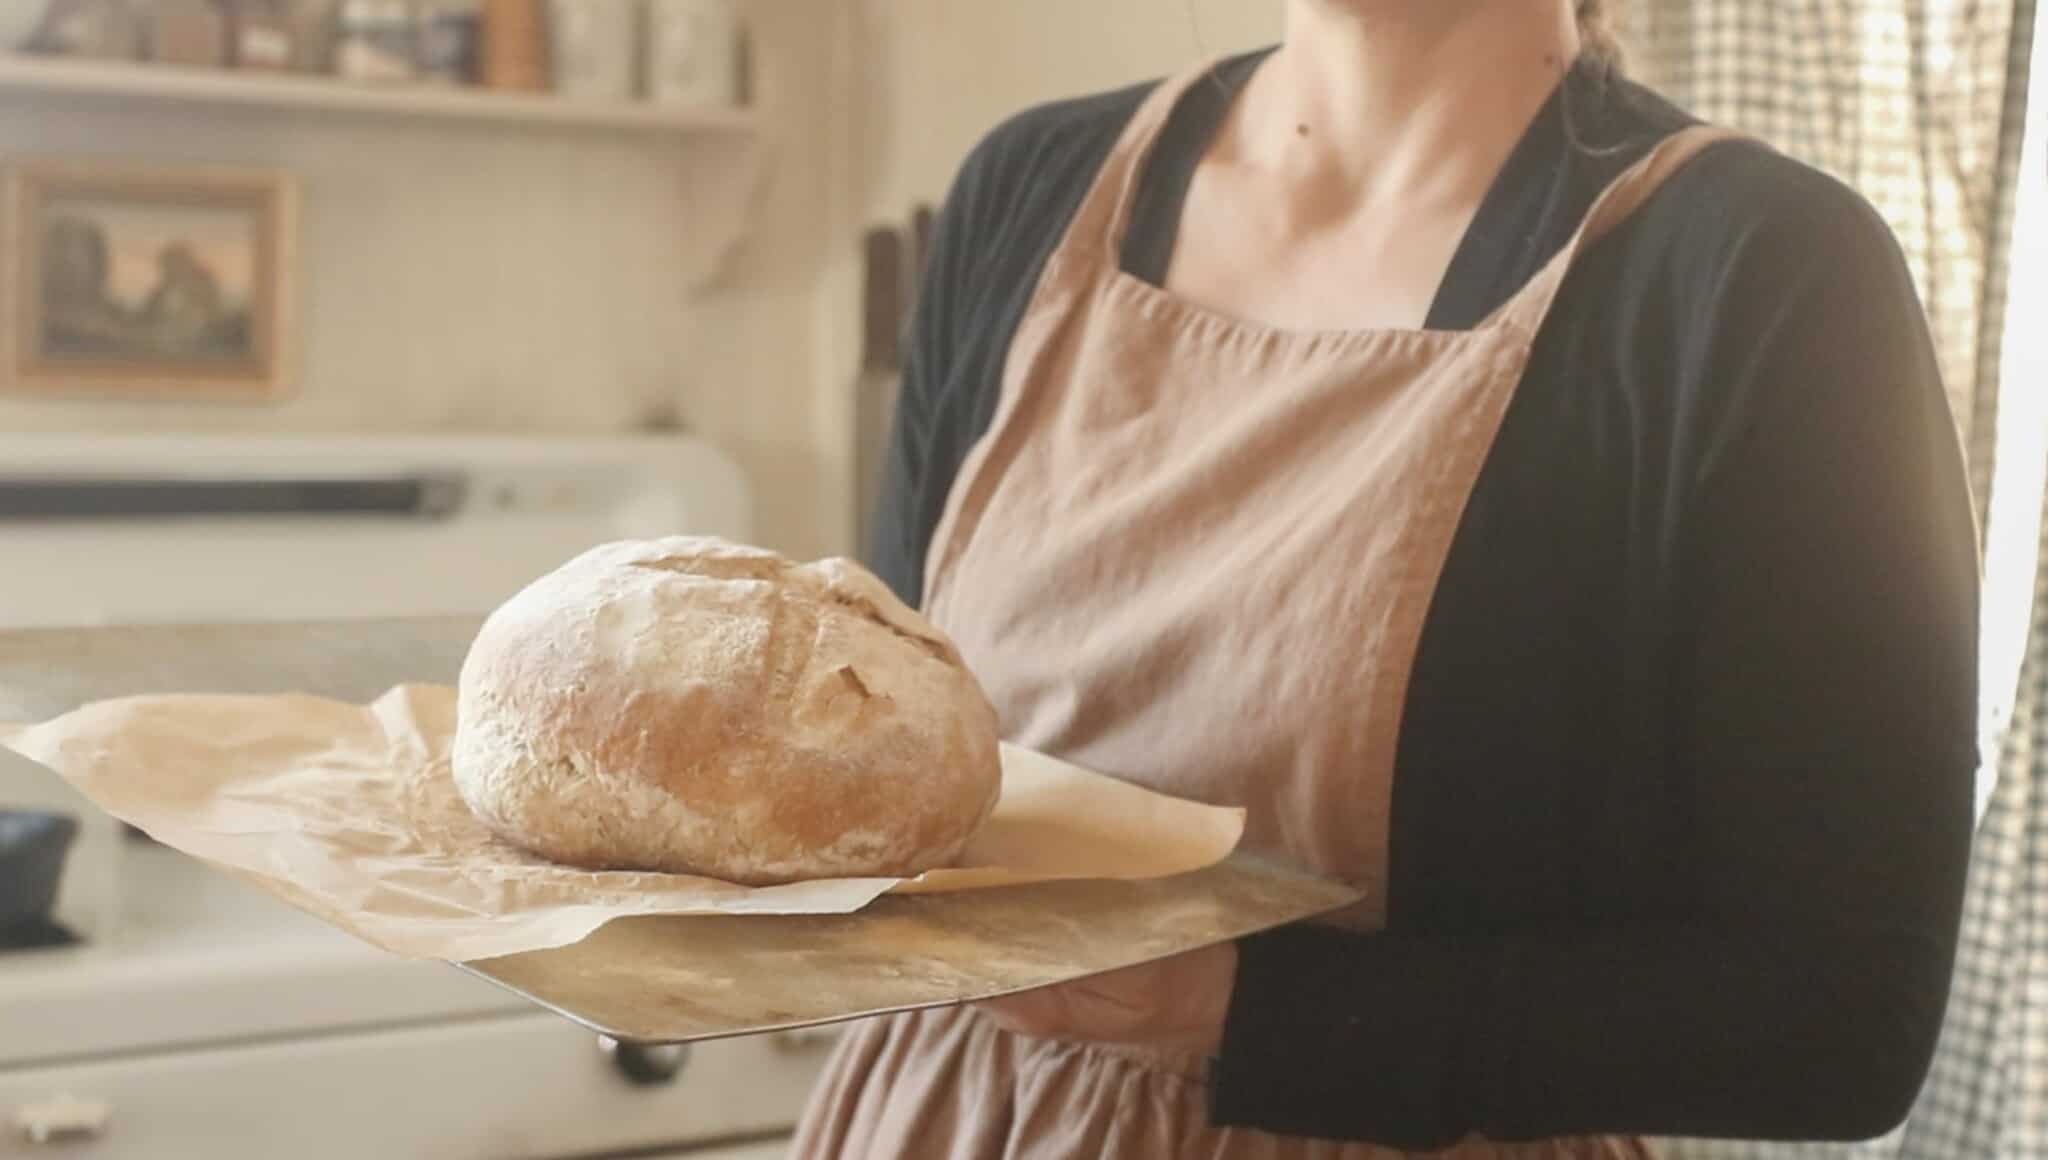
[0, 915, 79, 951]
[0, 811, 78, 941]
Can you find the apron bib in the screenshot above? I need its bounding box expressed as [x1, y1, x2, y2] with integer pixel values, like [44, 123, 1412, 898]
[923, 70, 1736, 924]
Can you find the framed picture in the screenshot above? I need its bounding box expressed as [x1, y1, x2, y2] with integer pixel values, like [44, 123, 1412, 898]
[2, 160, 296, 398]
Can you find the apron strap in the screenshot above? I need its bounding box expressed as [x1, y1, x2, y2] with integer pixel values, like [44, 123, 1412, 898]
[1064, 58, 1749, 340]
[1070, 58, 1235, 263]
[1480, 124, 1753, 336]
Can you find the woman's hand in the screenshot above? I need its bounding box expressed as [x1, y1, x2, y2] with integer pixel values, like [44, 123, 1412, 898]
[972, 941, 1238, 1055]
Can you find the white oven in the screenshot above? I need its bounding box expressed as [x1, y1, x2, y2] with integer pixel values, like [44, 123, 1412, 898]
[0, 435, 823, 1160]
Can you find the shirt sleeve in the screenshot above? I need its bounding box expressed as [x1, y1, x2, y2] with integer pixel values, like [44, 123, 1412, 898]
[1211, 172, 1982, 1148]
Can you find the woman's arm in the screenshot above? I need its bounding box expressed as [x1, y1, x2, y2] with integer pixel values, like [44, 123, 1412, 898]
[1213, 171, 1981, 1149]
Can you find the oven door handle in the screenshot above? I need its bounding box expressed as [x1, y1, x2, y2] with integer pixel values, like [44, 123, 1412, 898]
[0, 474, 468, 521]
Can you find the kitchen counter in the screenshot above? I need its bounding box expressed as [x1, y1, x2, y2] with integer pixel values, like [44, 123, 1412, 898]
[0, 616, 523, 1070]
[0, 840, 532, 1070]
[0, 616, 482, 722]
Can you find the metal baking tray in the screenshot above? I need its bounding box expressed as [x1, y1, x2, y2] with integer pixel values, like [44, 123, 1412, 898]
[466, 852, 1356, 1045]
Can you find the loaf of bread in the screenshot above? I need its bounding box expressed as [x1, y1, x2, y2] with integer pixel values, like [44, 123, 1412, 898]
[451, 537, 1002, 884]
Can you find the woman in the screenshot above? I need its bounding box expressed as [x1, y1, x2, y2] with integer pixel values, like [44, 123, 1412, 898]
[797, 1, 1980, 1156]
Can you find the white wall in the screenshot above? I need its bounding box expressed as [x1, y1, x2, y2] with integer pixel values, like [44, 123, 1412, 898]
[0, 0, 855, 560]
[852, 0, 1280, 221]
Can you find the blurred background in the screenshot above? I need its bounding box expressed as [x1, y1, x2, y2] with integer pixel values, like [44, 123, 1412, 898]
[0, 2, 2039, 1158]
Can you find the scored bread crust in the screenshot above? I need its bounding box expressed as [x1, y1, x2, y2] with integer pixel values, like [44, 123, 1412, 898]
[451, 536, 1002, 885]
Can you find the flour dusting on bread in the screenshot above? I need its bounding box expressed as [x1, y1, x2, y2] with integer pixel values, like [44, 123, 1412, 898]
[451, 537, 1002, 885]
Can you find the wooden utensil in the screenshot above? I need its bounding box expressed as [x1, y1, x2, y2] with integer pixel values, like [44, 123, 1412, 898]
[910, 203, 936, 288]
[854, 226, 906, 559]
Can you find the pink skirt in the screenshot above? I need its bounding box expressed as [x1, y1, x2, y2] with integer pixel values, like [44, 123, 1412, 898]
[790, 1006, 1654, 1160]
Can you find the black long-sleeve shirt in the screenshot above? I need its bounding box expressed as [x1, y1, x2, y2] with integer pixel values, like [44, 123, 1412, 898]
[868, 54, 1980, 1150]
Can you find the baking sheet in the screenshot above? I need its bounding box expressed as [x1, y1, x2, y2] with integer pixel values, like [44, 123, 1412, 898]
[1, 683, 1248, 960]
[467, 853, 1360, 1045]
[0, 619, 1363, 1041]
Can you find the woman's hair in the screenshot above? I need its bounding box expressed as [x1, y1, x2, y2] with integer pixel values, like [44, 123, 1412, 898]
[1576, 0, 1627, 68]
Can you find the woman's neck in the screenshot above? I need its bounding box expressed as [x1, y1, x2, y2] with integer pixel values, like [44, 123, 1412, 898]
[1234, 0, 1581, 214]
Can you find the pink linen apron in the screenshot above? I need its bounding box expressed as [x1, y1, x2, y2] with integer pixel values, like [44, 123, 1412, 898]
[796, 57, 1738, 1160]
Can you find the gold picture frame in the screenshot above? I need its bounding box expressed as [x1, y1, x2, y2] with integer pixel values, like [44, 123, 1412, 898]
[2, 159, 296, 399]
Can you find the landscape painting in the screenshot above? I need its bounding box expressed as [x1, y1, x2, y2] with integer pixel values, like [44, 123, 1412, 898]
[5, 162, 294, 397]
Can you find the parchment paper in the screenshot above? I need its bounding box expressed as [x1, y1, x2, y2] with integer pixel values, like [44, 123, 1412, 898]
[0, 685, 1244, 961]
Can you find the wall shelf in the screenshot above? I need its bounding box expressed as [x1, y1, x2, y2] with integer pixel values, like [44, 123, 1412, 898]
[0, 54, 757, 138]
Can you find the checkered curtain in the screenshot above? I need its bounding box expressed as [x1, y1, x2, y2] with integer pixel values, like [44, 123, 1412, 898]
[1624, 3, 2042, 1158]
[1632, 0, 2030, 525]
